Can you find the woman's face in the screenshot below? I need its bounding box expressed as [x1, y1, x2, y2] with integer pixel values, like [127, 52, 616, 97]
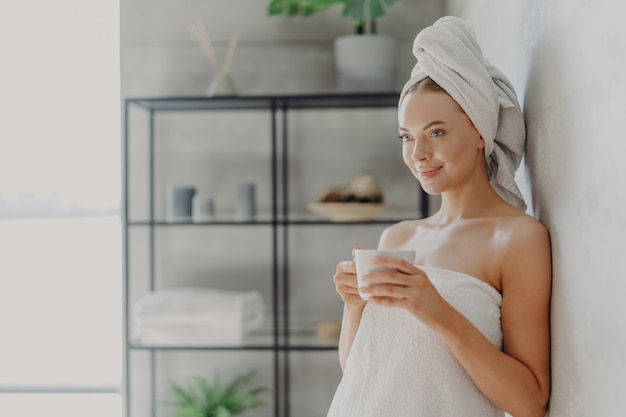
[398, 88, 486, 195]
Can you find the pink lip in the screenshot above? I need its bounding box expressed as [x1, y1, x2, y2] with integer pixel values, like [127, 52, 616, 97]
[417, 166, 442, 179]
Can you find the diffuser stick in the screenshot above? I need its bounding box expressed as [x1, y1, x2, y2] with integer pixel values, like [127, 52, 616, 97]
[187, 21, 221, 73]
[222, 33, 240, 74]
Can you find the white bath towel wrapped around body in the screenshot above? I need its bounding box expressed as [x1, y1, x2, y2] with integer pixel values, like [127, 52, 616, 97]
[326, 266, 504, 417]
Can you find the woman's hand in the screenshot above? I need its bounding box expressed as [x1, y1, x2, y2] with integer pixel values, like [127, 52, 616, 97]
[359, 256, 451, 329]
[333, 246, 367, 307]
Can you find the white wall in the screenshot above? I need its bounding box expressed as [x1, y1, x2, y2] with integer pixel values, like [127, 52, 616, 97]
[445, 1, 626, 415]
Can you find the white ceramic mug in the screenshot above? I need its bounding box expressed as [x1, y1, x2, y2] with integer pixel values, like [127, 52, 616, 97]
[355, 249, 416, 300]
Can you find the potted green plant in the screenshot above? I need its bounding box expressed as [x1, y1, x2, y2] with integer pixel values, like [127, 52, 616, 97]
[166, 370, 268, 417]
[268, 0, 400, 92]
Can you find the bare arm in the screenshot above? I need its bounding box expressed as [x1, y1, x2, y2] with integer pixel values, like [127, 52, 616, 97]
[436, 221, 551, 416]
[333, 247, 366, 370]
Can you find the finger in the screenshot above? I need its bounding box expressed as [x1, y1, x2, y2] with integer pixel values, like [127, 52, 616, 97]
[337, 284, 360, 296]
[367, 295, 407, 307]
[343, 294, 367, 305]
[371, 256, 421, 275]
[351, 245, 362, 259]
[361, 270, 415, 285]
[336, 260, 356, 274]
[336, 285, 364, 304]
[360, 283, 407, 299]
[334, 272, 358, 288]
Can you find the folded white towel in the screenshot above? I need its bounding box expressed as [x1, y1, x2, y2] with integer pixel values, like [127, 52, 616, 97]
[131, 287, 265, 346]
[400, 16, 527, 211]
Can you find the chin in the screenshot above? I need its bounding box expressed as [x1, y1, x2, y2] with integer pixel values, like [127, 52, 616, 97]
[415, 180, 441, 196]
[421, 186, 442, 197]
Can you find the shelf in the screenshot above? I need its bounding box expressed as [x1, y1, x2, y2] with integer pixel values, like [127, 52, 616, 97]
[129, 329, 338, 352]
[124, 91, 425, 417]
[287, 210, 422, 224]
[129, 343, 338, 352]
[127, 96, 273, 112]
[125, 210, 420, 227]
[126, 219, 275, 226]
[125, 92, 401, 112]
[126, 219, 406, 226]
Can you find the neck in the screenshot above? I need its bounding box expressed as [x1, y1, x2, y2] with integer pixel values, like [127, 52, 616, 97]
[433, 177, 507, 224]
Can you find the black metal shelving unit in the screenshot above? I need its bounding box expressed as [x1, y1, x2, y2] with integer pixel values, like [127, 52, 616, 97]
[123, 93, 429, 417]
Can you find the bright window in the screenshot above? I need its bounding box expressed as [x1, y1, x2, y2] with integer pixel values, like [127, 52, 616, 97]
[0, 0, 122, 415]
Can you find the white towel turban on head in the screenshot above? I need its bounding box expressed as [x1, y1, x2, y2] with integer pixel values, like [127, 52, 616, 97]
[399, 16, 527, 211]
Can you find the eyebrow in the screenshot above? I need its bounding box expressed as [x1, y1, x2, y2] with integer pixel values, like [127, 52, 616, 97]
[399, 121, 447, 132]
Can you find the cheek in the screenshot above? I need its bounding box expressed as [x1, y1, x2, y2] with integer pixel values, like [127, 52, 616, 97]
[401, 144, 413, 164]
[439, 137, 470, 160]
[443, 146, 465, 161]
[446, 144, 481, 172]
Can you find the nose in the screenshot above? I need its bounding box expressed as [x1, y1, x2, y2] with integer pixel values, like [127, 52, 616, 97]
[410, 137, 431, 162]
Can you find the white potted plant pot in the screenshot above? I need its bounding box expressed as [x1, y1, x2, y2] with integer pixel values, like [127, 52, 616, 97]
[334, 34, 399, 92]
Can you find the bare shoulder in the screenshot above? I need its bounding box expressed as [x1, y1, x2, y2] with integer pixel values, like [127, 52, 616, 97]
[495, 211, 550, 258]
[378, 218, 425, 249]
[494, 211, 552, 289]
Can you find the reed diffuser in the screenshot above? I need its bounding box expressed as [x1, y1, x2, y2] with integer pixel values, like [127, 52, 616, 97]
[188, 20, 240, 96]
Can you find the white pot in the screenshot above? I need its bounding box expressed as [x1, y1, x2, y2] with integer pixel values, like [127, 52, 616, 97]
[206, 72, 237, 97]
[334, 34, 399, 92]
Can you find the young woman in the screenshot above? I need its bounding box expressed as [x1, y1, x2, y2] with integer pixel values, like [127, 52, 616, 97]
[326, 17, 551, 417]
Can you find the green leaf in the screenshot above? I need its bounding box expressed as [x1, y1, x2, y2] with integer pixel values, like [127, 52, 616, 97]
[268, 0, 397, 21]
[213, 373, 225, 401]
[268, 1, 286, 15]
[302, 4, 317, 16]
[267, 0, 346, 17]
[222, 370, 254, 401]
[214, 405, 233, 417]
[235, 397, 263, 413]
[173, 405, 204, 417]
[287, 2, 300, 15]
[268, 0, 299, 16]
[248, 397, 267, 409]
[221, 396, 247, 414]
[197, 375, 218, 410]
[185, 377, 206, 409]
[342, 0, 398, 21]
[167, 371, 267, 417]
[247, 386, 269, 396]
[170, 380, 196, 407]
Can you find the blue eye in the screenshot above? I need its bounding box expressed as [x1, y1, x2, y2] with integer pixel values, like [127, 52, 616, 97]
[398, 134, 413, 142]
[430, 130, 444, 137]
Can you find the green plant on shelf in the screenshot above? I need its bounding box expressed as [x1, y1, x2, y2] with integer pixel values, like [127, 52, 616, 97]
[166, 370, 268, 417]
[267, 0, 399, 34]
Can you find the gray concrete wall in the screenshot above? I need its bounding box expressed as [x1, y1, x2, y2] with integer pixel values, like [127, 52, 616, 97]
[122, 1, 444, 416]
[445, 1, 626, 416]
